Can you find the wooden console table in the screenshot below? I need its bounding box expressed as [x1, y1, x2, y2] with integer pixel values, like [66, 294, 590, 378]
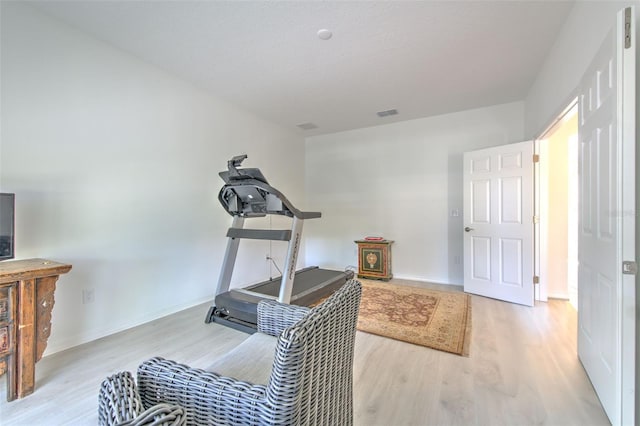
[0, 258, 72, 401]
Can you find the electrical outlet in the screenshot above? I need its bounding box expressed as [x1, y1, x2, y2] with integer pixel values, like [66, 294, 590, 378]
[454, 255, 461, 265]
[82, 288, 95, 304]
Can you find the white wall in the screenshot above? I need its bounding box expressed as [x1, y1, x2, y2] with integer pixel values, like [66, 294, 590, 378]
[524, 1, 635, 138]
[0, 3, 305, 355]
[304, 102, 524, 285]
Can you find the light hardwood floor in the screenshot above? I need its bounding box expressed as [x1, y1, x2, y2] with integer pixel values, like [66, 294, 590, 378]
[0, 279, 610, 425]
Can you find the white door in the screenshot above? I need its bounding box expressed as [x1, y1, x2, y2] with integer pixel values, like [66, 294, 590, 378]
[577, 7, 635, 425]
[463, 140, 534, 306]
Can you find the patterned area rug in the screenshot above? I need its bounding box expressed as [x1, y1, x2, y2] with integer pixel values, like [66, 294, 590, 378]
[357, 280, 472, 356]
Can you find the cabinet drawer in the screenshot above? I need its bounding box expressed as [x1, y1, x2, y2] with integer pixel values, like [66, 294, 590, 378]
[0, 325, 8, 354]
[0, 286, 13, 359]
[0, 287, 8, 323]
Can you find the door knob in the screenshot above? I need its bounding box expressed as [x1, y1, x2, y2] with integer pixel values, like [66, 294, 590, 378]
[464, 227, 474, 232]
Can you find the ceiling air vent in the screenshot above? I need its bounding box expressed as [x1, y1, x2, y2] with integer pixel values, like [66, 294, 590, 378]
[297, 122, 318, 130]
[377, 109, 398, 117]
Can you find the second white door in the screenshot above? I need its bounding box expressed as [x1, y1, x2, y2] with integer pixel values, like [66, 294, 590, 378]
[463, 141, 534, 306]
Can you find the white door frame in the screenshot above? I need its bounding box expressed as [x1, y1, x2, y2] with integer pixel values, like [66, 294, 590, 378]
[617, 7, 635, 424]
[534, 99, 578, 303]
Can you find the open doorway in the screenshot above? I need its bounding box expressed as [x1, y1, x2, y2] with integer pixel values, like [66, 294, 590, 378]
[538, 101, 578, 307]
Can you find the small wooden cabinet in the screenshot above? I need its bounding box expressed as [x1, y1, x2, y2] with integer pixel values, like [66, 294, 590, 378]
[0, 258, 72, 401]
[355, 239, 393, 281]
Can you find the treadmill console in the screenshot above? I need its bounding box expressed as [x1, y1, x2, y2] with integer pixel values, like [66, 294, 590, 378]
[217, 155, 312, 219]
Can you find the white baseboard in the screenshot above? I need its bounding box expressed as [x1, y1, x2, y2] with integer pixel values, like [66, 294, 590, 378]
[390, 274, 461, 288]
[547, 292, 570, 300]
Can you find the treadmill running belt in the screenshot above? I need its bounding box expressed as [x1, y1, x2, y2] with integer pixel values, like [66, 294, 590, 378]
[212, 267, 352, 331]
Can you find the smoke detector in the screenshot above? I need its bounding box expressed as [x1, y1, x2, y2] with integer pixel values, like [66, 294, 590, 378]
[317, 29, 333, 40]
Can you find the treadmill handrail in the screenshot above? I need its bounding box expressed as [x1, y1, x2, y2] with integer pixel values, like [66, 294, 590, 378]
[227, 228, 292, 241]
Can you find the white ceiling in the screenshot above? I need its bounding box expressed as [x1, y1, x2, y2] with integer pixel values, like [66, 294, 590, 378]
[32, 1, 575, 136]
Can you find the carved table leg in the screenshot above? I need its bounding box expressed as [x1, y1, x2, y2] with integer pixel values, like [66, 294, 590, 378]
[35, 276, 58, 362]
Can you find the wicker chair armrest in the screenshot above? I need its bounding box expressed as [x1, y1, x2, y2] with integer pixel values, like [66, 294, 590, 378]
[99, 371, 144, 426]
[119, 403, 186, 426]
[257, 299, 310, 336]
[99, 371, 187, 426]
[137, 357, 269, 425]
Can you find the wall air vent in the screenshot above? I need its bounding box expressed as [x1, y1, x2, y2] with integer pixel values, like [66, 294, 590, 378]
[376, 109, 398, 117]
[297, 122, 318, 130]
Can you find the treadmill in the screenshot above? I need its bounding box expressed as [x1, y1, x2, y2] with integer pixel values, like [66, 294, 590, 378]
[205, 155, 353, 333]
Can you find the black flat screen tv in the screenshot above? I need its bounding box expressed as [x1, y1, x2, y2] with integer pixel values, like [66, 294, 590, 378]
[0, 193, 15, 261]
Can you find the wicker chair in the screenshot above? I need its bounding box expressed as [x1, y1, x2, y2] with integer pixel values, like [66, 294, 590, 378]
[103, 279, 361, 426]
